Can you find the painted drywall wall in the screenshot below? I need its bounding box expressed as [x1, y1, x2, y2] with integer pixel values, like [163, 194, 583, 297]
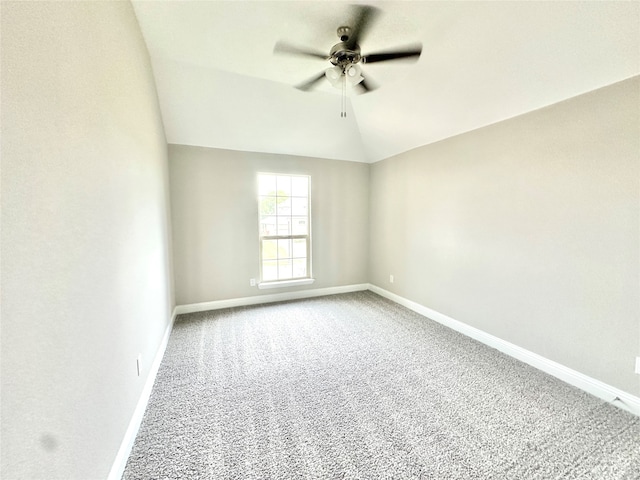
[369, 77, 640, 397]
[169, 145, 369, 305]
[1, 2, 174, 479]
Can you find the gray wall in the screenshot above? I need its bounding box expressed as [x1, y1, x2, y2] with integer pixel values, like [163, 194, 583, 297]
[1, 2, 174, 479]
[169, 145, 369, 305]
[369, 77, 639, 396]
[1, 2, 636, 476]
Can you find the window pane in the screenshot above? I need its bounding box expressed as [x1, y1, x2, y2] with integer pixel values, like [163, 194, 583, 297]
[292, 217, 308, 235]
[278, 259, 293, 279]
[259, 196, 277, 215]
[291, 197, 308, 216]
[260, 216, 277, 236]
[277, 198, 291, 216]
[262, 260, 278, 281]
[262, 240, 277, 260]
[293, 258, 307, 278]
[277, 176, 291, 196]
[258, 174, 311, 283]
[277, 239, 292, 259]
[292, 239, 306, 258]
[259, 174, 276, 196]
[277, 217, 291, 236]
[291, 176, 308, 197]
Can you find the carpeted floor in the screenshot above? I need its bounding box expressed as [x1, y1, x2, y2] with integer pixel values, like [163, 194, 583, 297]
[123, 291, 640, 479]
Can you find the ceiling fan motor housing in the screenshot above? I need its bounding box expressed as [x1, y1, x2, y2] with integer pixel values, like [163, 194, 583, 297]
[329, 26, 361, 68]
[329, 42, 361, 67]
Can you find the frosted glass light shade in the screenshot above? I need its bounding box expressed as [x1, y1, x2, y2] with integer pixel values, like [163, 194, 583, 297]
[345, 64, 363, 85]
[325, 66, 342, 87]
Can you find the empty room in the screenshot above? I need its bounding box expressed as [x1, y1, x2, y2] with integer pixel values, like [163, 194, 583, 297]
[1, 1, 639, 479]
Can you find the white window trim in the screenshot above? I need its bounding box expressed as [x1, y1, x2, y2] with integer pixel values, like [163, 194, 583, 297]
[258, 278, 315, 290]
[258, 173, 312, 284]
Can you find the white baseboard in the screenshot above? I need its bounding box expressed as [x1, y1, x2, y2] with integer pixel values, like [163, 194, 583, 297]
[175, 283, 370, 315]
[109, 284, 368, 478]
[368, 284, 640, 417]
[107, 307, 178, 480]
[109, 284, 639, 479]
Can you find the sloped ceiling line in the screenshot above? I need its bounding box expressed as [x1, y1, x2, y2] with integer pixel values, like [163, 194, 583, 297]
[132, 1, 640, 163]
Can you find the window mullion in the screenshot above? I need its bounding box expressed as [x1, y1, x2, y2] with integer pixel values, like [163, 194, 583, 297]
[258, 173, 310, 283]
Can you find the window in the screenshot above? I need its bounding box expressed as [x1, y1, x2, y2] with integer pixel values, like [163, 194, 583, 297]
[258, 173, 311, 286]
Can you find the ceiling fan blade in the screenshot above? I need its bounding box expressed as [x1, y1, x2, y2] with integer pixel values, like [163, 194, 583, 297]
[362, 45, 422, 64]
[295, 71, 327, 91]
[274, 41, 328, 60]
[345, 5, 380, 49]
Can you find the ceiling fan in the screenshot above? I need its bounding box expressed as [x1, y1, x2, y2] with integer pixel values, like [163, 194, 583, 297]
[274, 4, 422, 117]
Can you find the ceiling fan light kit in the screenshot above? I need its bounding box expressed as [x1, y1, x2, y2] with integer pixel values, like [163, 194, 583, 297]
[274, 4, 422, 117]
[325, 64, 363, 87]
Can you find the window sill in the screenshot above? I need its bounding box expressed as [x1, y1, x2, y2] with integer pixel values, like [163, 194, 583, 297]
[258, 278, 315, 290]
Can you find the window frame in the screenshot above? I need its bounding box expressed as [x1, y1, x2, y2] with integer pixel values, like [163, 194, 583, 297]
[257, 173, 313, 287]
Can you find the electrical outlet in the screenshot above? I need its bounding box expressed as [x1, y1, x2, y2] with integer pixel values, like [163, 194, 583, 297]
[390, 274, 394, 284]
[635, 357, 640, 375]
[136, 354, 142, 377]
[250, 278, 256, 287]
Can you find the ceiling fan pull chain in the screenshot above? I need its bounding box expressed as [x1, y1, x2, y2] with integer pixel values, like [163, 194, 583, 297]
[341, 72, 347, 118]
[340, 74, 344, 117]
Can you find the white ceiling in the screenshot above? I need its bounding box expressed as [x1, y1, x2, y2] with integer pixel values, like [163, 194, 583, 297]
[132, 1, 639, 163]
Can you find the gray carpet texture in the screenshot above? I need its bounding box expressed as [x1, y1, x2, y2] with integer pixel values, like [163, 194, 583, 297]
[123, 291, 640, 479]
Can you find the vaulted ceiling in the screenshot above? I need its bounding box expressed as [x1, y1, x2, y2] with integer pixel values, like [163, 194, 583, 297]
[132, 1, 639, 163]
